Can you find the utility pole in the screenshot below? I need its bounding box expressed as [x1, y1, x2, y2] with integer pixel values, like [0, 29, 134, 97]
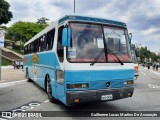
[74, 0, 75, 13]
[138, 44, 141, 63]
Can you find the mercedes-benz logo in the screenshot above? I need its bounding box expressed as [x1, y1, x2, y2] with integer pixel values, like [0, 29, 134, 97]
[106, 82, 110, 88]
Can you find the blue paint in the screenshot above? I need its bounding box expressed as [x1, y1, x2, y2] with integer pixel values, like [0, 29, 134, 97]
[62, 28, 71, 47]
[24, 51, 59, 89]
[23, 51, 59, 67]
[58, 15, 126, 27]
[65, 69, 134, 90]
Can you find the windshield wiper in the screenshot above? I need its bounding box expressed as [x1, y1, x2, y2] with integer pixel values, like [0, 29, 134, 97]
[107, 48, 124, 65]
[90, 49, 105, 66]
[90, 48, 124, 66]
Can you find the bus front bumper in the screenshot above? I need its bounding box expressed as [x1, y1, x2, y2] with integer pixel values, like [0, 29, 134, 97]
[66, 87, 134, 105]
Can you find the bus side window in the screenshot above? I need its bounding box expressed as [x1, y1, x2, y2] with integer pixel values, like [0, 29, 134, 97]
[46, 29, 55, 50]
[33, 40, 36, 52]
[34, 39, 39, 52]
[28, 44, 31, 54]
[38, 38, 41, 52]
[41, 34, 46, 51]
[31, 42, 34, 53]
[24, 46, 27, 54]
[57, 26, 64, 62]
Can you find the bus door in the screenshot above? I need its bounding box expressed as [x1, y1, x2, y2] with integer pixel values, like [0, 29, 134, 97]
[55, 25, 65, 99]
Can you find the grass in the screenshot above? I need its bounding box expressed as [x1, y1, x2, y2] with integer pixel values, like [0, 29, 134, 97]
[1, 58, 12, 66]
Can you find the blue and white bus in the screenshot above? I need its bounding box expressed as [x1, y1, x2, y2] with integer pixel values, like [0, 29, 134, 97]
[23, 15, 134, 106]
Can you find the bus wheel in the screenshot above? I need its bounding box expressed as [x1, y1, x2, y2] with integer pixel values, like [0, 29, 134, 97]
[26, 69, 32, 82]
[46, 76, 57, 103]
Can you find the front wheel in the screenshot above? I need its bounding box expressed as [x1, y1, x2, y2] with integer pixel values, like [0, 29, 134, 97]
[46, 76, 57, 103]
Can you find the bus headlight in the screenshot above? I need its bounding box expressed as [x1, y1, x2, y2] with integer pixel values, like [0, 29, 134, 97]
[67, 83, 89, 89]
[124, 80, 134, 85]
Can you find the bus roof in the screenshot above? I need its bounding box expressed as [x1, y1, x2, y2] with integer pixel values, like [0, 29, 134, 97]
[58, 14, 126, 27]
[24, 14, 127, 46]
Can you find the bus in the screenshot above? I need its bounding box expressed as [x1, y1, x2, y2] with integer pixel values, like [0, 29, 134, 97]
[23, 15, 134, 106]
[131, 44, 139, 79]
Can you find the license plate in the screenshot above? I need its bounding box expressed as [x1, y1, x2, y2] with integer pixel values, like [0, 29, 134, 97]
[101, 94, 113, 100]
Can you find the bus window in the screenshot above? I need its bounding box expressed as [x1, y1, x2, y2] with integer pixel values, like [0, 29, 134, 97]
[31, 42, 34, 53]
[38, 38, 41, 52]
[57, 26, 64, 62]
[34, 39, 39, 52]
[28, 44, 31, 54]
[33, 40, 36, 52]
[40, 35, 46, 51]
[104, 27, 131, 62]
[24, 46, 28, 54]
[46, 29, 55, 50]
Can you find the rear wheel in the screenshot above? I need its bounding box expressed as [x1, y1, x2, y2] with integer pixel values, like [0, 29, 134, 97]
[26, 68, 32, 82]
[46, 75, 57, 103]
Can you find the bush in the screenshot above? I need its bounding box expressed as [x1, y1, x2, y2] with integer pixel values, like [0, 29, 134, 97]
[1, 58, 12, 66]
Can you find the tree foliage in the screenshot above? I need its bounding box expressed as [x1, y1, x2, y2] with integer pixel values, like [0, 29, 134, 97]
[136, 46, 160, 63]
[0, 25, 7, 30]
[0, 0, 13, 25]
[6, 21, 48, 43]
[36, 17, 49, 24]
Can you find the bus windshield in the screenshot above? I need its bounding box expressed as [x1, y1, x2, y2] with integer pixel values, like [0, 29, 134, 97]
[67, 23, 131, 63]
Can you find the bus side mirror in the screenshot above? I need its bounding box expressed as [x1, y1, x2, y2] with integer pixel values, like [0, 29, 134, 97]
[128, 33, 132, 43]
[62, 28, 71, 47]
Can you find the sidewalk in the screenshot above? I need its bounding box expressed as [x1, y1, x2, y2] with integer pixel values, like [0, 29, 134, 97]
[150, 66, 160, 73]
[143, 66, 160, 74]
[0, 66, 25, 83]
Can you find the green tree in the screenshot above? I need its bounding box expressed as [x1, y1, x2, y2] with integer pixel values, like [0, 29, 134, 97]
[36, 17, 49, 24]
[0, 0, 13, 25]
[138, 46, 160, 63]
[6, 21, 48, 43]
[150, 52, 159, 62]
[0, 25, 7, 30]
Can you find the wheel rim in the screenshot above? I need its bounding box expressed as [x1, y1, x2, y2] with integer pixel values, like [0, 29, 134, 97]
[47, 76, 52, 98]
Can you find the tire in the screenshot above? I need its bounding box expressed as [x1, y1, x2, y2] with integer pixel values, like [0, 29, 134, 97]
[26, 68, 32, 82]
[46, 75, 57, 103]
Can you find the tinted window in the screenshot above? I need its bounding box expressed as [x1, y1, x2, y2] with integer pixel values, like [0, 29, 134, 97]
[40, 34, 46, 51]
[57, 26, 64, 62]
[46, 29, 55, 50]
[28, 44, 31, 53]
[24, 46, 28, 54]
[30, 42, 34, 53]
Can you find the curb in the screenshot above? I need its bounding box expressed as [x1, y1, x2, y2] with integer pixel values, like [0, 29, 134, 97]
[0, 79, 27, 88]
[144, 67, 160, 74]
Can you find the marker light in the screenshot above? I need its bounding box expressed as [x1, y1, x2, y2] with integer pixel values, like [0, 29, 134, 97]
[74, 98, 80, 103]
[124, 80, 134, 85]
[128, 92, 132, 97]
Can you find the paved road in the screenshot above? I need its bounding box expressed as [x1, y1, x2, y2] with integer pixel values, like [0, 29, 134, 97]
[0, 66, 160, 120]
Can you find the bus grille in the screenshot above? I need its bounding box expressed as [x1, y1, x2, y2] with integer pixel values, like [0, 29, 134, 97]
[90, 80, 123, 89]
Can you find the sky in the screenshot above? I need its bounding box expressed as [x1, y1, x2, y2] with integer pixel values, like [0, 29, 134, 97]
[5, 0, 160, 53]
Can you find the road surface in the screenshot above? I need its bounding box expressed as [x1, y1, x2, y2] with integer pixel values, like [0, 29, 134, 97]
[0, 66, 160, 120]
